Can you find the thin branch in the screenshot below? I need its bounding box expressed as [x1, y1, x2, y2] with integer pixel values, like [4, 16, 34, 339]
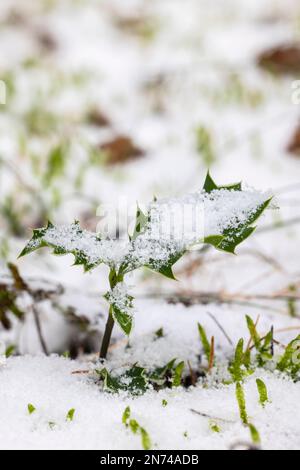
[187, 360, 197, 386]
[71, 369, 90, 375]
[32, 305, 49, 356]
[191, 408, 235, 424]
[137, 294, 287, 316]
[206, 311, 233, 346]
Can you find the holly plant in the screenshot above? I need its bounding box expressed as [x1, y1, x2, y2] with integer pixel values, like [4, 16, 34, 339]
[19, 173, 272, 359]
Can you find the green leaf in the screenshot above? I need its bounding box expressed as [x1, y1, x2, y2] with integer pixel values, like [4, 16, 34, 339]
[122, 408, 152, 450]
[66, 408, 75, 421]
[209, 422, 221, 433]
[173, 361, 185, 387]
[140, 427, 152, 450]
[19, 221, 104, 272]
[204, 195, 272, 254]
[129, 419, 139, 434]
[99, 366, 148, 395]
[19, 221, 52, 258]
[203, 171, 242, 194]
[218, 198, 272, 254]
[248, 423, 261, 445]
[122, 406, 131, 425]
[229, 339, 249, 383]
[104, 289, 134, 336]
[246, 316, 260, 349]
[256, 379, 269, 407]
[149, 359, 177, 386]
[157, 264, 177, 281]
[243, 348, 251, 369]
[203, 235, 224, 249]
[130, 206, 149, 241]
[125, 365, 148, 394]
[236, 382, 248, 425]
[198, 323, 211, 361]
[5, 345, 15, 358]
[27, 403, 36, 415]
[277, 335, 300, 378]
[154, 327, 164, 339]
[147, 249, 186, 281]
[203, 172, 218, 193]
[246, 316, 273, 367]
[112, 306, 133, 336]
[98, 368, 122, 393]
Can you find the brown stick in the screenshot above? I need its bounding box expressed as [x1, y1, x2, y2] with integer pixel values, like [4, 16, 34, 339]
[32, 305, 49, 355]
[191, 408, 235, 424]
[208, 336, 215, 373]
[207, 312, 233, 346]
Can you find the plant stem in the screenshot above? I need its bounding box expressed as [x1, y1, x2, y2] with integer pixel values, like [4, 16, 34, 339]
[99, 269, 123, 360]
[99, 307, 115, 359]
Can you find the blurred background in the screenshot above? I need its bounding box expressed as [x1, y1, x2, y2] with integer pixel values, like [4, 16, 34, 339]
[0, 0, 300, 357]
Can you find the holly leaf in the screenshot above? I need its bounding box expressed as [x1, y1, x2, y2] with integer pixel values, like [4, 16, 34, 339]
[149, 359, 177, 386]
[146, 249, 186, 280]
[104, 288, 134, 336]
[97, 368, 124, 393]
[98, 366, 148, 395]
[19, 221, 105, 272]
[204, 198, 272, 254]
[203, 171, 242, 193]
[130, 205, 149, 241]
[112, 305, 133, 336]
[125, 365, 148, 394]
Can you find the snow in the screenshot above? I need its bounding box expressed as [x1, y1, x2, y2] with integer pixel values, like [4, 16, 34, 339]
[0, 0, 299, 451]
[0, 301, 300, 450]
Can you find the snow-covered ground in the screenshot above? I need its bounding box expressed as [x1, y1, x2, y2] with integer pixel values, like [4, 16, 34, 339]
[1, 303, 300, 450]
[0, 0, 300, 450]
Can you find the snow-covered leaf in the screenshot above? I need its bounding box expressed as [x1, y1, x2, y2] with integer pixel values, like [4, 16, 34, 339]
[149, 359, 177, 386]
[130, 206, 148, 242]
[203, 171, 242, 193]
[20, 174, 273, 278]
[204, 197, 272, 254]
[98, 366, 148, 395]
[19, 221, 105, 272]
[104, 284, 134, 336]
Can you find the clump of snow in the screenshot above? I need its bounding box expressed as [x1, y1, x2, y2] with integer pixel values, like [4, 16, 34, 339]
[41, 224, 130, 268]
[106, 282, 134, 315]
[148, 188, 271, 243]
